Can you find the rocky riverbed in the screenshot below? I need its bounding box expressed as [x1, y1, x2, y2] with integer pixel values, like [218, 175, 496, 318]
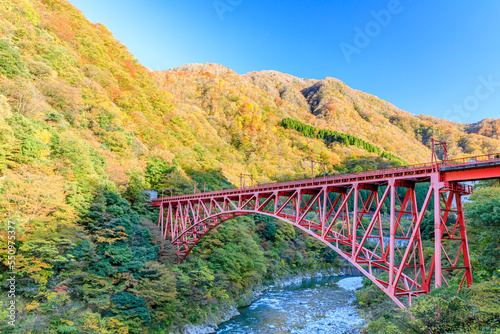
[216, 276, 365, 334]
[173, 269, 366, 334]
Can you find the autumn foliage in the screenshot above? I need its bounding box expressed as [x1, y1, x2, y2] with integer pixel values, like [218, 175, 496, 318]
[0, 0, 500, 333]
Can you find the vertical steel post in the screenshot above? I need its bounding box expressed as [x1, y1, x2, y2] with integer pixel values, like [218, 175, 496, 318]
[322, 187, 328, 237]
[434, 179, 442, 288]
[158, 202, 164, 235]
[296, 189, 301, 222]
[308, 160, 326, 180]
[388, 180, 395, 292]
[167, 203, 172, 240]
[456, 191, 473, 289]
[351, 184, 359, 257]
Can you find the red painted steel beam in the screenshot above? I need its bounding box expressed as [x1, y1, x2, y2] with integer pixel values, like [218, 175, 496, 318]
[442, 164, 500, 182]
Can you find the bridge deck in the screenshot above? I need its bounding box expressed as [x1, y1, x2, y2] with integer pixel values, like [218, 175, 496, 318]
[151, 152, 500, 205]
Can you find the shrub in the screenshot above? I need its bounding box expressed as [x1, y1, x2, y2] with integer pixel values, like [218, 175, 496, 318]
[0, 38, 29, 78]
[26, 58, 54, 78]
[37, 78, 83, 123]
[0, 78, 46, 116]
[0, 94, 11, 117]
[110, 291, 151, 328]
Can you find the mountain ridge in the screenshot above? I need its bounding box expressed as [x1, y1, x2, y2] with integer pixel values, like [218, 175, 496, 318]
[153, 62, 500, 170]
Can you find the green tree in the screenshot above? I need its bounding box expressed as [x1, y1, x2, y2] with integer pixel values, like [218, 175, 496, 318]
[0, 38, 29, 78]
[465, 186, 500, 275]
[110, 291, 151, 331]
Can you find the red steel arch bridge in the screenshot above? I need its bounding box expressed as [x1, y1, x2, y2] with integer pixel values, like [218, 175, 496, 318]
[151, 148, 500, 308]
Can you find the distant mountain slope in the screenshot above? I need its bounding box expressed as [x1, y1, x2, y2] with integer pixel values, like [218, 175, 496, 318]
[466, 118, 500, 140]
[154, 63, 500, 172]
[244, 70, 500, 162]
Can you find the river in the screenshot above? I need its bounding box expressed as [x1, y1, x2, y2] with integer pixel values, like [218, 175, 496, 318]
[215, 276, 365, 334]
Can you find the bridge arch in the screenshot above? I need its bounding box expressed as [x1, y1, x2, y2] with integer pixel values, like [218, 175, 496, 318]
[171, 209, 407, 307]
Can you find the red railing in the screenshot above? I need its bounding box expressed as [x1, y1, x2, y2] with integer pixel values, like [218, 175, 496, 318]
[440, 153, 500, 168]
[442, 181, 473, 194]
[151, 152, 500, 204]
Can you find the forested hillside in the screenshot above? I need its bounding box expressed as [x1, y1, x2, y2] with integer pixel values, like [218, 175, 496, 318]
[0, 0, 499, 333]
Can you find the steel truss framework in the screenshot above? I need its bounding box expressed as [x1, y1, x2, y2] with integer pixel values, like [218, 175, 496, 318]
[152, 153, 500, 307]
[156, 175, 474, 307]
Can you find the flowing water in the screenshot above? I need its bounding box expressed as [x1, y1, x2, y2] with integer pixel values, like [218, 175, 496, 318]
[216, 276, 365, 334]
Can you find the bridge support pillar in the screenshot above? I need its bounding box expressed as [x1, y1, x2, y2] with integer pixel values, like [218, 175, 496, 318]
[434, 180, 442, 288]
[388, 180, 395, 293]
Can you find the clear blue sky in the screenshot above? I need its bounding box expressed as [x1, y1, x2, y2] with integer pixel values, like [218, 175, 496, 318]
[68, 0, 500, 123]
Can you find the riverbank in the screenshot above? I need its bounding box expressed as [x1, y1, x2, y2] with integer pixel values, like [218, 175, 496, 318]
[173, 268, 365, 334]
